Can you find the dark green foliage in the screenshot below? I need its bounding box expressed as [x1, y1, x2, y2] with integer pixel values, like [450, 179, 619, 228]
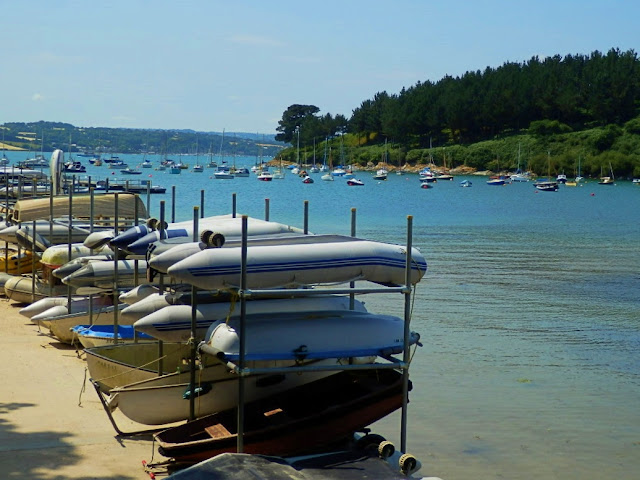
[529, 120, 573, 136]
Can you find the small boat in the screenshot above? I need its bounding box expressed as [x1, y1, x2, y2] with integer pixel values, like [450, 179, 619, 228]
[460, 179, 472, 187]
[321, 173, 334, 181]
[141, 159, 153, 168]
[418, 167, 436, 183]
[169, 166, 182, 174]
[257, 171, 273, 181]
[61, 259, 149, 289]
[63, 161, 86, 173]
[331, 167, 347, 177]
[420, 182, 433, 189]
[435, 173, 454, 181]
[231, 167, 250, 177]
[165, 240, 427, 290]
[71, 324, 155, 349]
[89, 157, 103, 166]
[0, 247, 40, 275]
[598, 176, 614, 185]
[193, 164, 204, 173]
[373, 169, 388, 181]
[347, 178, 364, 186]
[107, 160, 128, 169]
[213, 167, 234, 179]
[154, 368, 408, 463]
[134, 295, 367, 343]
[302, 175, 314, 184]
[510, 172, 531, 182]
[556, 173, 567, 184]
[200, 310, 420, 362]
[487, 175, 510, 186]
[534, 181, 559, 192]
[120, 167, 142, 175]
[113, 215, 305, 254]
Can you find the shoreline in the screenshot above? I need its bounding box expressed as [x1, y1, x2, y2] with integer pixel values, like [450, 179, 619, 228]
[0, 296, 156, 479]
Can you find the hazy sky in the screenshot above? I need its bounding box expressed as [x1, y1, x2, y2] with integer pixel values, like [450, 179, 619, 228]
[2, 1, 638, 134]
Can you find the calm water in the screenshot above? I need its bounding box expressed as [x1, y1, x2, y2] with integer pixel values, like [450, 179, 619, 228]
[7, 152, 640, 479]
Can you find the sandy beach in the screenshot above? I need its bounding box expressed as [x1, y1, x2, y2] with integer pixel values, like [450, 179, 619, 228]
[0, 296, 158, 480]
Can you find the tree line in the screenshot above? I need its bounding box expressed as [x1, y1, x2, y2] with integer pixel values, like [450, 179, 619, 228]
[274, 48, 640, 177]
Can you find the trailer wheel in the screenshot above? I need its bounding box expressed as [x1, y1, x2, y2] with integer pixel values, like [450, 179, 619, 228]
[399, 453, 417, 474]
[378, 440, 395, 459]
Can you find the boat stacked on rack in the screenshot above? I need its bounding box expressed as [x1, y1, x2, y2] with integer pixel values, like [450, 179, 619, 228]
[71, 218, 426, 462]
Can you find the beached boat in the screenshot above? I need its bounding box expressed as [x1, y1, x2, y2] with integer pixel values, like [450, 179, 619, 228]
[3, 274, 70, 303]
[165, 240, 427, 290]
[134, 295, 367, 343]
[105, 356, 344, 426]
[154, 368, 407, 463]
[146, 233, 360, 274]
[0, 246, 40, 275]
[44, 303, 128, 343]
[84, 342, 197, 393]
[61, 259, 149, 289]
[20, 294, 113, 321]
[72, 324, 156, 349]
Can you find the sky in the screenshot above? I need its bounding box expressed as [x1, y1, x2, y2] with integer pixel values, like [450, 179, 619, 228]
[2, 0, 639, 135]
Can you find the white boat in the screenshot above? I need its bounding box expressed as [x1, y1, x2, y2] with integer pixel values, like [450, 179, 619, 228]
[106, 357, 343, 426]
[321, 173, 334, 181]
[45, 303, 129, 344]
[166, 240, 427, 290]
[72, 324, 156, 349]
[213, 167, 234, 179]
[85, 342, 198, 393]
[120, 292, 174, 324]
[20, 295, 113, 321]
[347, 178, 365, 186]
[134, 295, 367, 343]
[123, 216, 306, 255]
[373, 168, 388, 181]
[510, 172, 531, 182]
[3, 275, 70, 303]
[200, 310, 420, 362]
[147, 233, 357, 274]
[257, 171, 273, 181]
[61, 259, 149, 289]
[118, 284, 160, 305]
[141, 159, 153, 168]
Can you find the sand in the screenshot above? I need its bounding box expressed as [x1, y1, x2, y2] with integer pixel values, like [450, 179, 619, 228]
[0, 296, 159, 480]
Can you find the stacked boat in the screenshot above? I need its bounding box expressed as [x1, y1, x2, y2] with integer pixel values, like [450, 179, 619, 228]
[8, 201, 427, 465]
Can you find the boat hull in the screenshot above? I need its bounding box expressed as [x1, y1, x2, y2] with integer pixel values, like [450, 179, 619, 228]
[166, 240, 427, 290]
[110, 358, 342, 426]
[134, 295, 367, 343]
[154, 369, 406, 463]
[200, 310, 420, 362]
[85, 342, 195, 393]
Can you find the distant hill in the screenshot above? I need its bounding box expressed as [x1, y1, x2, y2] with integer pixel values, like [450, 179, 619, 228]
[0, 122, 286, 157]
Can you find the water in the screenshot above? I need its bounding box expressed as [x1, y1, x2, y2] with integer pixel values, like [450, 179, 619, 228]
[5, 152, 640, 479]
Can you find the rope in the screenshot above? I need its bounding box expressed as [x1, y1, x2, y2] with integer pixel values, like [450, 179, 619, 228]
[78, 367, 87, 407]
[91, 351, 172, 384]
